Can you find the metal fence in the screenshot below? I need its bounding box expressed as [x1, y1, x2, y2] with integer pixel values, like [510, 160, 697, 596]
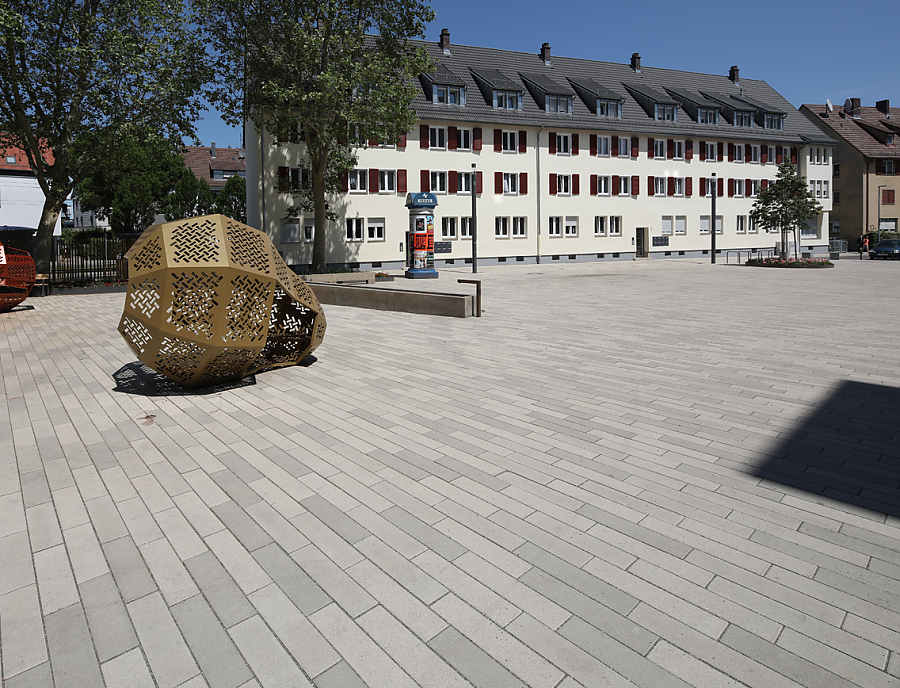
[829, 238, 849, 253]
[50, 232, 140, 285]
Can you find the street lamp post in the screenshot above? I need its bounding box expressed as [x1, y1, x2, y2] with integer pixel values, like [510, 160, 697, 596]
[877, 184, 886, 242]
[471, 163, 478, 273]
[710, 173, 717, 263]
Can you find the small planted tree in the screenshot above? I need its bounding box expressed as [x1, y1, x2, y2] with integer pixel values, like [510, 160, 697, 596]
[201, 0, 434, 273]
[216, 175, 247, 224]
[750, 162, 822, 259]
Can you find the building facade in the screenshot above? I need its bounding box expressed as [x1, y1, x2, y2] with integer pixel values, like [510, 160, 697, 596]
[183, 143, 246, 194]
[0, 144, 61, 233]
[800, 100, 900, 245]
[247, 33, 834, 270]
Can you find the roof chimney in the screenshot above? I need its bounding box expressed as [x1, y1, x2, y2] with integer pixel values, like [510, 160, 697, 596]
[876, 99, 891, 116]
[631, 53, 641, 73]
[848, 98, 861, 118]
[729, 65, 739, 85]
[210, 142, 216, 157]
[439, 28, 450, 53]
[540, 42, 551, 66]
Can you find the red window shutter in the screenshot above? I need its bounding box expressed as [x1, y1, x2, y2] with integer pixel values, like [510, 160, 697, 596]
[611, 135, 619, 157]
[760, 146, 768, 163]
[761, 179, 769, 189]
[776, 146, 783, 164]
[520, 172, 528, 195]
[667, 139, 674, 159]
[631, 137, 639, 157]
[495, 171, 503, 194]
[473, 128, 482, 151]
[397, 169, 407, 193]
[549, 173, 557, 195]
[632, 175, 640, 195]
[572, 134, 579, 155]
[590, 135, 598, 156]
[590, 174, 598, 195]
[476, 171, 483, 193]
[686, 139, 693, 160]
[648, 176, 655, 196]
[420, 169, 430, 192]
[728, 143, 735, 162]
[884, 189, 895, 204]
[519, 131, 527, 153]
[685, 177, 692, 197]
[648, 137, 655, 156]
[727, 178, 734, 197]
[549, 132, 557, 155]
[717, 178, 724, 197]
[699, 141, 706, 161]
[745, 144, 752, 161]
[572, 174, 580, 195]
[791, 147, 798, 164]
[278, 166, 289, 192]
[420, 124, 429, 149]
[494, 129, 502, 152]
[717, 142, 724, 161]
[369, 168, 379, 193]
[368, 139, 378, 147]
[398, 133, 407, 148]
[667, 177, 675, 196]
[700, 178, 707, 196]
[449, 171, 458, 194]
[745, 179, 752, 196]
[875, 159, 884, 175]
[448, 126, 458, 150]
[612, 175, 620, 195]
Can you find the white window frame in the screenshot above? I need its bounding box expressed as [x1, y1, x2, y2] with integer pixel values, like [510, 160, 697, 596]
[750, 145, 760, 163]
[884, 161, 896, 175]
[675, 216, 687, 235]
[734, 179, 743, 198]
[379, 169, 396, 193]
[597, 137, 610, 156]
[512, 217, 527, 238]
[349, 169, 367, 193]
[751, 179, 761, 197]
[555, 133, 571, 155]
[430, 171, 448, 194]
[619, 176, 631, 196]
[734, 111, 753, 127]
[766, 146, 776, 164]
[609, 216, 622, 236]
[597, 175, 611, 196]
[441, 216, 458, 240]
[455, 128, 471, 151]
[346, 217, 364, 242]
[749, 217, 758, 233]
[548, 216, 562, 237]
[699, 108, 719, 125]
[705, 143, 717, 161]
[556, 174, 571, 196]
[661, 216, 673, 236]
[547, 95, 573, 114]
[734, 145, 744, 163]
[654, 139, 666, 159]
[564, 216, 579, 237]
[594, 216, 607, 236]
[705, 177, 715, 198]
[435, 85, 464, 105]
[823, 180, 829, 198]
[654, 177, 667, 196]
[736, 215, 747, 234]
[673, 140, 684, 160]
[765, 114, 783, 130]
[460, 217, 473, 239]
[502, 172, 519, 195]
[494, 90, 521, 110]
[701, 215, 724, 235]
[456, 171, 473, 194]
[673, 178, 685, 197]
[494, 216, 509, 238]
[303, 219, 315, 243]
[502, 130, 519, 153]
[618, 137, 630, 157]
[598, 99, 622, 118]
[367, 218, 385, 242]
[655, 104, 677, 121]
[429, 126, 447, 149]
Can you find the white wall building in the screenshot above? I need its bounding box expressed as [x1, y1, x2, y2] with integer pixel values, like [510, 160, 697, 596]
[0, 146, 61, 234]
[247, 33, 834, 270]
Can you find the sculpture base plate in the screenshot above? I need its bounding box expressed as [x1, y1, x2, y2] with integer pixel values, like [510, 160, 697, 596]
[404, 269, 439, 279]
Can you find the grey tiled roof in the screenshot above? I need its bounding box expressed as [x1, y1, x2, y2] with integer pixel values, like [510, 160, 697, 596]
[666, 88, 721, 109]
[431, 64, 466, 87]
[730, 94, 784, 115]
[519, 73, 572, 96]
[623, 83, 680, 106]
[411, 38, 833, 144]
[567, 77, 624, 101]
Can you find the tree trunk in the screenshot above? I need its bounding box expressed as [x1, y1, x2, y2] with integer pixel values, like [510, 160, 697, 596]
[33, 197, 64, 275]
[311, 163, 327, 274]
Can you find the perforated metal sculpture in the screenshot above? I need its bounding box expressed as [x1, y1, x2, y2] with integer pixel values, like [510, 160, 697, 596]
[118, 215, 326, 387]
[0, 241, 36, 313]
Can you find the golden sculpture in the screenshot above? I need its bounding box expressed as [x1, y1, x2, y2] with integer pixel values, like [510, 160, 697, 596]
[118, 214, 325, 387]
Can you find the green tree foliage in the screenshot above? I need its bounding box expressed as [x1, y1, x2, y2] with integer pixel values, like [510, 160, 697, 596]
[76, 130, 188, 234]
[201, 0, 434, 272]
[750, 162, 822, 258]
[163, 167, 216, 222]
[216, 174, 247, 223]
[0, 0, 211, 271]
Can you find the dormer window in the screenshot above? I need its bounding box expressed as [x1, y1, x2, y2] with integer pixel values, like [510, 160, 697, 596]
[698, 108, 719, 125]
[887, 134, 895, 146]
[764, 114, 784, 130]
[434, 85, 464, 105]
[597, 99, 622, 118]
[655, 104, 677, 121]
[546, 95, 573, 114]
[494, 90, 521, 110]
[734, 111, 753, 127]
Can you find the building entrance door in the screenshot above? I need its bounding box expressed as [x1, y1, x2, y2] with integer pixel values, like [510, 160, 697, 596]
[635, 228, 648, 258]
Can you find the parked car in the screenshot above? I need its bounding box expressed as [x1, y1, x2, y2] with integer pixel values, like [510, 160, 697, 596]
[869, 239, 900, 260]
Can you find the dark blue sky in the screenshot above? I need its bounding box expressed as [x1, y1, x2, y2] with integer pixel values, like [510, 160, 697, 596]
[195, 0, 898, 149]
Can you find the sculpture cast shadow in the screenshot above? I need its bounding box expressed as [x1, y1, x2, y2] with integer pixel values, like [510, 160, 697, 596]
[748, 380, 900, 520]
[111, 361, 257, 397]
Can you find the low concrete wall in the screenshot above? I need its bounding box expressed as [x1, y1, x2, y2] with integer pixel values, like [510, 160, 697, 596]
[307, 282, 473, 318]
[300, 272, 375, 284]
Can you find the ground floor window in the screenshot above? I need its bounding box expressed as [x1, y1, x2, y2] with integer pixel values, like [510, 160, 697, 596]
[700, 215, 723, 235]
[661, 216, 673, 235]
[594, 216, 606, 236]
[675, 216, 687, 235]
[512, 217, 527, 237]
[495, 216, 509, 238]
[736, 215, 747, 234]
[609, 216, 622, 236]
[442, 216, 457, 240]
[460, 217, 473, 239]
[346, 217, 363, 241]
[564, 216, 579, 237]
[548, 216, 562, 237]
[367, 218, 385, 241]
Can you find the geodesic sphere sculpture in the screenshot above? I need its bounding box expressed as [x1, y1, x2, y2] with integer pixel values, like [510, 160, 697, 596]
[0, 241, 36, 313]
[118, 214, 325, 388]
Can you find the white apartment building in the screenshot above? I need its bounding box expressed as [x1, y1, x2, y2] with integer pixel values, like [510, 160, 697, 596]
[247, 32, 835, 270]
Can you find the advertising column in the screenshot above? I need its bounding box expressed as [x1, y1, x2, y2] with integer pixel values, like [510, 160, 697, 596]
[405, 192, 439, 279]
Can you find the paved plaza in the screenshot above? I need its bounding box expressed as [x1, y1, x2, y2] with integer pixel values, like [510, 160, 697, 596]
[1, 256, 899, 688]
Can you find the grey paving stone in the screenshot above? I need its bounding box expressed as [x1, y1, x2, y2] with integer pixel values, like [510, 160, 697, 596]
[79, 573, 139, 663]
[0, 531, 35, 595]
[209, 470, 262, 507]
[45, 603, 104, 688]
[1, 661, 53, 688]
[215, 451, 265, 484]
[577, 503, 694, 558]
[212, 501, 273, 552]
[251, 543, 330, 616]
[20, 469, 51, 508]
[312, 660, 367, 688]
[171, 593, 253, 688]
[184, 551, 257, 628]
[128, 592, 200, 688]
[428, 627, 526, 688]
[301, 494, 371, 544]
[382, 506, 467, 560]
[84, 494, 129, 543]
[102, 536, 157, 603]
